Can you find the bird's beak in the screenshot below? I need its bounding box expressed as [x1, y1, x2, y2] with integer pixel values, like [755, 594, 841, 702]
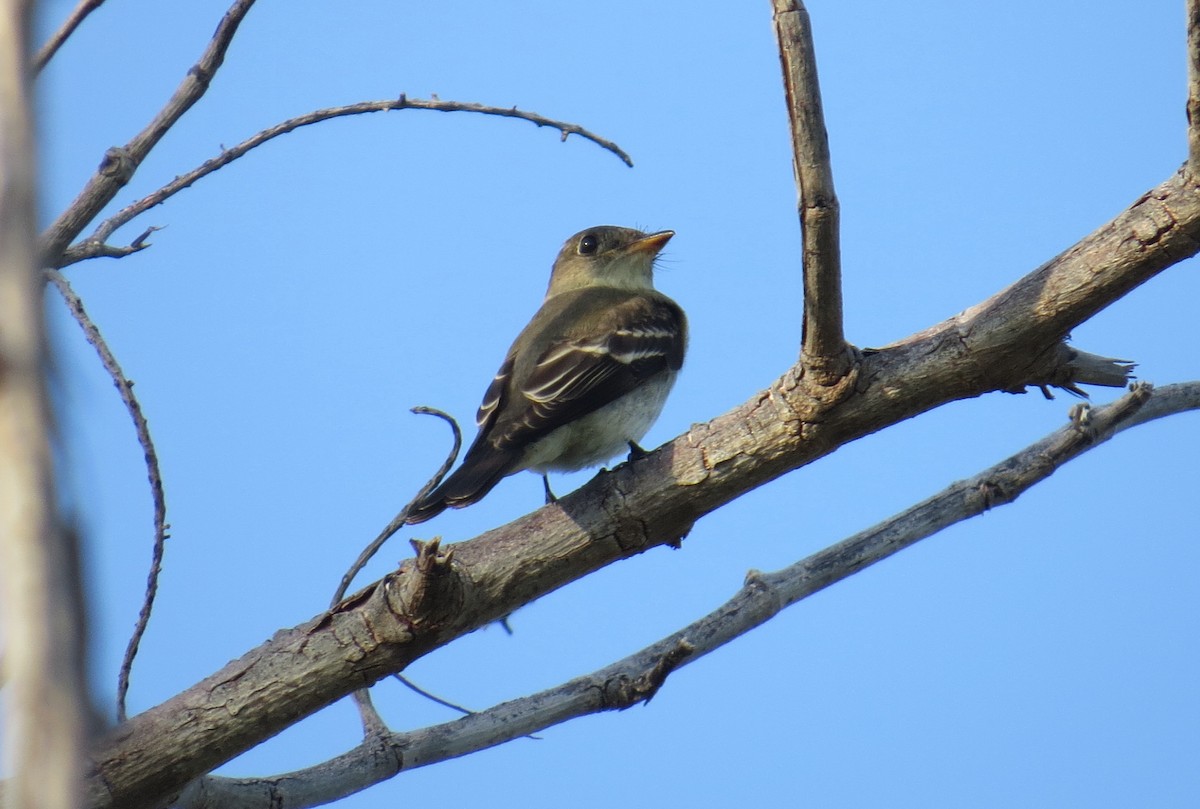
[626, 230, 674, 256]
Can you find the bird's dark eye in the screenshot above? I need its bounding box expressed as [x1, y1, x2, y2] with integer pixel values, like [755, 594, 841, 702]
[578, 233, 599, 255]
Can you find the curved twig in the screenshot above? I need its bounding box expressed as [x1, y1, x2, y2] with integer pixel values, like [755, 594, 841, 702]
[58, 96, 632, 268]
[33, 0, 108, 74]
[45, 270, 167, 723]
[330, 406, 462, 608]
[178, 381, 1200, 809]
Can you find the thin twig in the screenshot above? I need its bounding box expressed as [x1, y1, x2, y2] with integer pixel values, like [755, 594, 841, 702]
[46, 270, 168, 723]
[330, 407, 461, 608]
[39, 0, 259, 265]
[393, 674, 474, 716]
[59, 97, 633, 267]
[180, 381, 1200, 809]
[1188, 0, 1200, 175]
[33, 0, 107, 74]
[772, 0, 848, 380]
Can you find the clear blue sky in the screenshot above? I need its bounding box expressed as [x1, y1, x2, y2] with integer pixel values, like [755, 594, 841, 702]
[39, 1, 1198, 806]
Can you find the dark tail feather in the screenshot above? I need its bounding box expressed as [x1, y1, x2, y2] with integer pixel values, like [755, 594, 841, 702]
[405, 447, 519, 525]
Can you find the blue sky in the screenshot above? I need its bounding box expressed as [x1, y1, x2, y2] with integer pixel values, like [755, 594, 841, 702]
[38, 1, 1198, 807]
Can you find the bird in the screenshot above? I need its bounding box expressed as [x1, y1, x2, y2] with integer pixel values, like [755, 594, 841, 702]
[406, 225, 686, 524]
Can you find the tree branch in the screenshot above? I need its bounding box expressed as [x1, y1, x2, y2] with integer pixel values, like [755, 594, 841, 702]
[57, 97, 632, 269]
[81, 158, 1200, 808]
[38, 0, 258, 265]
[0, 2, 89, 806]
[772, 0, 848, 380]
[178, 380, 1200, 809]
[32, 0, 105, 73]
[45, 269, 168, 724]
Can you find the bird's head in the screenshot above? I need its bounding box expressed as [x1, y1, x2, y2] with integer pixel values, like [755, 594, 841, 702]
[545, 226, 673, 297]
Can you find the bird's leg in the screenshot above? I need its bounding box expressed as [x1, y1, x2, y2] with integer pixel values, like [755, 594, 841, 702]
[542, 473, 558, 504]
[626, 440, 649, 462]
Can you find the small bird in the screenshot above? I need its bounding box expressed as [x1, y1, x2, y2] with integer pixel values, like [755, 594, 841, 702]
[406, 226, 686, 524]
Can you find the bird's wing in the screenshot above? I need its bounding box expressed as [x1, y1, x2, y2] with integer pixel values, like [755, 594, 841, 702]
[476, 354, 514, 428]
[492, 292, 686, 451]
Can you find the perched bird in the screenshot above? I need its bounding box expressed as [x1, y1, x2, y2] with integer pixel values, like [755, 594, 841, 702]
[406, 226, 686, 524]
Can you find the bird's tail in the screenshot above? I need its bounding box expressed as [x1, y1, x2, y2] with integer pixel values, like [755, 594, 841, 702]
[405, 446, 519, 525]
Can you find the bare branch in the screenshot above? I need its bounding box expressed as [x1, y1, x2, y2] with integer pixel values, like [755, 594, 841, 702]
[82, 156, 1200, 808]
[0, 3, 89, 806]
[1188, 0, 1200, 175]
[772, 0, 848, 380]
[58, 97, 632, 267]
[32, 0, 106, 73]
[45, 269, 168, 724]
[38, 0, 258, 265]
[177, 381, 1199, 809]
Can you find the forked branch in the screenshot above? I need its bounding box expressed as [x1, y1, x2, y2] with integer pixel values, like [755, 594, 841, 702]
[39, 0, 259, 264]
[82, 154, 1200, 808]
[176, 381, 1198, 809]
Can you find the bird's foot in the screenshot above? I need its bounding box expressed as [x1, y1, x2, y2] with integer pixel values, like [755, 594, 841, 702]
[542, 473, 558, 504]
[626, 440, 649, 462]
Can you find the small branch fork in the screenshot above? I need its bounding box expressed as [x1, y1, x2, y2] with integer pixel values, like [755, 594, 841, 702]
[54, 97, 633, 269]
[39, 0, 260, 265]
[177, 381, 1199, 809]
[772, 0, 849, 382]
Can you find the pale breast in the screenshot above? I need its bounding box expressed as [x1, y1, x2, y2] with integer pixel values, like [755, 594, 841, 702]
[522, 371, 677, 473]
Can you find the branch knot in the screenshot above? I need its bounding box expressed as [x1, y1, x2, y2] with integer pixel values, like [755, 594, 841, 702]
[601, 640, 695, 710]
[383, 538, 463, 631]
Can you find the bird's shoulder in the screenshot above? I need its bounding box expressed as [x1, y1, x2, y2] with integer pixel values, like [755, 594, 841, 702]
[538, 286, 686, 362]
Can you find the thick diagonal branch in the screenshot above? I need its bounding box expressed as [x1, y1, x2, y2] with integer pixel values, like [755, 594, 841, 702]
[181, 381, 1197, 809]
[772, 0, 847, 379]
[83, 165, 1200, 809]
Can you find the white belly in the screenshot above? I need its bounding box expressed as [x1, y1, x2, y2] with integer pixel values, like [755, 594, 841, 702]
[522, 371, 677, 473]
